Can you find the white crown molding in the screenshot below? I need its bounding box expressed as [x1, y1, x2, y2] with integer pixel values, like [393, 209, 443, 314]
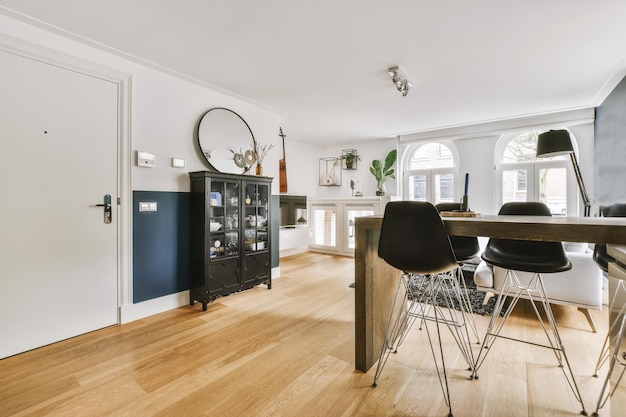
[398, 107, 596, 143]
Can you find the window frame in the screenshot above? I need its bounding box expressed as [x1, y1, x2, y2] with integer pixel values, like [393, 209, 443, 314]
[494, 131, 578, 215]
[402, 142, 460, 204]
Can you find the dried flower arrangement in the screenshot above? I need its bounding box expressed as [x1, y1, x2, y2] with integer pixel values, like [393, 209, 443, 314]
[253, 141, 274, 168]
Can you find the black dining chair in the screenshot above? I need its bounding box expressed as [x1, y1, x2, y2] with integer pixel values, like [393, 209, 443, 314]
[435, 202, 480, 263]
[372, 201, 475, 417]
[593, 203, 626, 272]
[436, 202, 481, 342]
[471, 202, 587, 415]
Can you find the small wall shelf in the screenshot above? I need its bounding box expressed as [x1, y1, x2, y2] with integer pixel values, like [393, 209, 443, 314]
[341, 149, 359, 170]
[319, 157, 342, 186]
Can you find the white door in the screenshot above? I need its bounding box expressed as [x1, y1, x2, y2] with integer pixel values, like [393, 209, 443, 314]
[0, 50, 119, 358]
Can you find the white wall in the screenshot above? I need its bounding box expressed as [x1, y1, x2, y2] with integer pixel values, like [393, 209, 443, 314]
[452, 135, 500, 215]
[2, 9, 596, 219]
[0, 13, 284, 322]
[0, 13, 284, 195]
[398, 108, 596, 216]
[283, 113, 596, 220]
[131, 69, 283, 193]
[280, 138, 322, 196]
[314, 138, 399, 198]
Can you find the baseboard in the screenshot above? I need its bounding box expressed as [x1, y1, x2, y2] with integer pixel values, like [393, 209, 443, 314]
[119, 269, 281, 324]
[279, 246, 309, 258]
[119, 290, 189, 324]
[272, 266, 280, 278]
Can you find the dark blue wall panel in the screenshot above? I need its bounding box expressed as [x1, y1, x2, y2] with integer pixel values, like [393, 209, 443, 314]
[595, 75, 626, 207]
[271, 195, 280, 268]
[133, 191, 190, 303]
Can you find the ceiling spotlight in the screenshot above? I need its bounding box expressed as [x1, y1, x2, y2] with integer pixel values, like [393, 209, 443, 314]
[388, 66, 412, 97]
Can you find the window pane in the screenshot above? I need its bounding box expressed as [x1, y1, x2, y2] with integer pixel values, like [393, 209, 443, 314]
[503, 132, 538, 163]
[435, 173, 454, 203]
[502, 169, 527, 203]
[539, 167, 567, 216]
[502, 131, 568, 163]
[313, 208, 336, 246]
[346, 209, 374, 249]
[408, 175, 426, 201]
[410, 143, 454, 169]
[517, 170, 527, 191]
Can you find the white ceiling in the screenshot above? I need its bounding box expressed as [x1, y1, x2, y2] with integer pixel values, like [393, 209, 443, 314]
[2, 1, 626, 146]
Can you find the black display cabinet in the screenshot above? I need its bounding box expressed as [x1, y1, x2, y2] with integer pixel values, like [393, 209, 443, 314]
[189, 171, 272, 311]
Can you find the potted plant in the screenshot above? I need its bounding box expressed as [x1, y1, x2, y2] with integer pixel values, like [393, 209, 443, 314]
[370, 149, 397, 196]
[341, 150, 361, 169]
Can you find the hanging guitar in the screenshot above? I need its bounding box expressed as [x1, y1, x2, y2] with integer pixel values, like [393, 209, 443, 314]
[279, 127, 288, 193]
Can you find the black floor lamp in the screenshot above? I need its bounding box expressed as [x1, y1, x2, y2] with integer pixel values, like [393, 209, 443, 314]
[536, 129, 592, 216]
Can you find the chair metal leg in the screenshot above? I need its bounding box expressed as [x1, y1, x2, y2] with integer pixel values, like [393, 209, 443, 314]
[456, 267, 481, 344]
[592, 313, 626, 416]
[593, 280, 626, 416]
[372, 268, 475, 416]
[594, 280, 626, 378]
[415, 268, 480, 345]
[471, 269, 587, 415]
[411, 271, 477, 372]
[372, 273, 410, 387]
[423, 288, 455, 417]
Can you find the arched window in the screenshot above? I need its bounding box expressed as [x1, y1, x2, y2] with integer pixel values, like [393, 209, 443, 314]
[495, 130, 577, 215]
[403, 142, 458, 203]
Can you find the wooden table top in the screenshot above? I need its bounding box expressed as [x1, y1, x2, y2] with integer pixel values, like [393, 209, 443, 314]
[357, 214, 626, 245]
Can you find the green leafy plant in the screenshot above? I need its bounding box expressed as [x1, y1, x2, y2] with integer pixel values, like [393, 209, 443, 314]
[370, 149, 397, 195]
[341, 151, 361, 164]
[340, 150, 361, 169]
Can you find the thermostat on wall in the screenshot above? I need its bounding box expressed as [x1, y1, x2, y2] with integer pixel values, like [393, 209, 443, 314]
[137, 151, 155, 167]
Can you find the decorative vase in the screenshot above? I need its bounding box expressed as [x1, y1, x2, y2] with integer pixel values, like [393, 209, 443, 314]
[376, 183, 386, 196]
[256, 165, 263, 176]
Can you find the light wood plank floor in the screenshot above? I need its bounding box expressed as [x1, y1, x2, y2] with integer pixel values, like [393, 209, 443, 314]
[0, 253, 611, 416]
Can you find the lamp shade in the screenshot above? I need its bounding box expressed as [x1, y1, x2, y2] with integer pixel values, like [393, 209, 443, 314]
[536, 129, 574, 158]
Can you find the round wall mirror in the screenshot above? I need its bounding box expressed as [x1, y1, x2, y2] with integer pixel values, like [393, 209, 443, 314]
[197, 108, 256, 174]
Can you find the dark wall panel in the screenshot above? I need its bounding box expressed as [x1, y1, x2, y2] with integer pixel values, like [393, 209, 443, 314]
[271, 195, 280, 268]
[595, 76, 626, 207]
[133, 191, 189, 303]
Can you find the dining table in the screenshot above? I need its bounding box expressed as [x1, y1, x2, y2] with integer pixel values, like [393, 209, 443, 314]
[354, 213, 626, 416]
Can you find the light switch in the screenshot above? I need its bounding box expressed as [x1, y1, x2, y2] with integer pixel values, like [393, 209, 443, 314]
[172, 158, 186, 168]
[139, 202, 157, 212]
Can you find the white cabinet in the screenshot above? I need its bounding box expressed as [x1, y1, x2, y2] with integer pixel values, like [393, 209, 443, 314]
[309, 197, 390, 256]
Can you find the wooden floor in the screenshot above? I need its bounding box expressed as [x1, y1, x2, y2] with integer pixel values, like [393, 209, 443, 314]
[0, 252, 612, 417]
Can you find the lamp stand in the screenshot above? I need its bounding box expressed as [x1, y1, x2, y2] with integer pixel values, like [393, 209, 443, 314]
[569, 152, 592, 217]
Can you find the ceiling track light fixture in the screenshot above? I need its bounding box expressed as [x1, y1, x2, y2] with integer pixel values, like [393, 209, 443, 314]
[388, 66, 412, 97]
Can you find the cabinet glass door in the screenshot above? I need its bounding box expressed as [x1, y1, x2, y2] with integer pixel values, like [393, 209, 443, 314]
[209, 180, 239, 257]
[244, 182, 269, 252]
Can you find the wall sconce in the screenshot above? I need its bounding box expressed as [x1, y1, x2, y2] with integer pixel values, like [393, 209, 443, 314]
[536, 129, 593, 216]
[388, 66, 412, 97]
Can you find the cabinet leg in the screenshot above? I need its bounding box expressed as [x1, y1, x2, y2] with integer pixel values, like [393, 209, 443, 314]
[202, 302, 208, 312]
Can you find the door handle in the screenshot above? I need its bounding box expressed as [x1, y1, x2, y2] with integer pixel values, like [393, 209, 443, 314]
[96, 194, 112, 224]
